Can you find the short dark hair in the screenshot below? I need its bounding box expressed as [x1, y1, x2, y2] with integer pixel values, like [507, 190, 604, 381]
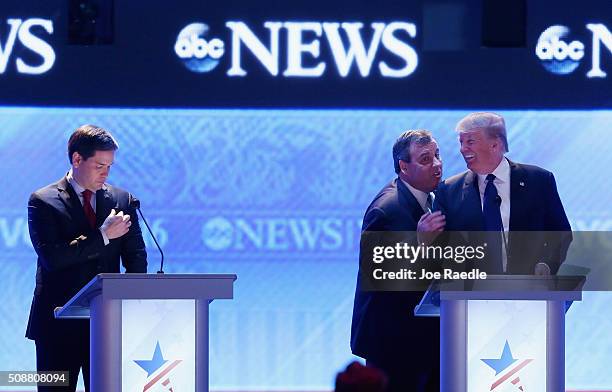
[392, 129, 433, 174]
[67, 124, 119, 164]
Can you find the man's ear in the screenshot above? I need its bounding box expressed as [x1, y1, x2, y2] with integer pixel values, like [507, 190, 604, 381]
[490, 138, 499, 151]
[399, 159, 409, 174]
[72, 152, 82, 167]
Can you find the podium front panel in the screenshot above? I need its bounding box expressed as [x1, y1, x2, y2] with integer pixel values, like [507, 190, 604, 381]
[58, 274, 235, 392]
[121, 300, 196, 391]
[466, 300, 547, 391]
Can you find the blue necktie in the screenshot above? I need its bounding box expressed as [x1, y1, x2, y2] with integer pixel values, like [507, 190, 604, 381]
[483, 174, 502, 231]
[482, 174, 503, 273]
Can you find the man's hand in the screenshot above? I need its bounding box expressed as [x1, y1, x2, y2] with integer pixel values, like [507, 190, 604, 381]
[534, 262, 551, 276]
[417, 211, 445, 246]
[101, 209, 132, 240]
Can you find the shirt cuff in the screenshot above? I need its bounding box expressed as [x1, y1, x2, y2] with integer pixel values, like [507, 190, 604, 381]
[99, 228, 110, 246]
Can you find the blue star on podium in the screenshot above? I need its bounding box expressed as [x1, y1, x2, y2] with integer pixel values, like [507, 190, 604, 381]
[481, 340, 518, 375]
[134, 341, 168, 377]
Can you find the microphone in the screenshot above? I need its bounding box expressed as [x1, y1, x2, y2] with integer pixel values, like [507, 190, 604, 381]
[494, 195, 509, 265]
[129, 196, 165, 274]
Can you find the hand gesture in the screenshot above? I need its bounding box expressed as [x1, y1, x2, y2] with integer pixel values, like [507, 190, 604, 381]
[417, 211, 445, 246]
[101, 209, 132, 240]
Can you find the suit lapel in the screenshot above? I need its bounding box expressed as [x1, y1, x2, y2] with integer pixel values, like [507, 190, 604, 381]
[460, 171, 485, 230]
[396, 178, 426, 223]
[508, 160, 528, 231]
[57, 176, 90, 230]
[96, 186, 115, 228]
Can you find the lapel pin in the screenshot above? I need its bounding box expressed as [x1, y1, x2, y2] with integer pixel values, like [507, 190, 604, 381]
[519, 181, 525, 187]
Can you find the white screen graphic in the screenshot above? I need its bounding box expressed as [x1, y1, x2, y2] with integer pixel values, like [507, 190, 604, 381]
[467, 300, 547, 392]
[122, 299, 196, 391]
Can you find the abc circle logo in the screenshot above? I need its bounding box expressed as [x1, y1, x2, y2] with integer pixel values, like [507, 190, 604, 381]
[535, 25, 584, 75]
[202, 217, 233, 251]
[174, 23, 224, 73]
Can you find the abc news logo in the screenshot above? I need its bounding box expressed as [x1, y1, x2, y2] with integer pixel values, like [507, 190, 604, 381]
[0, 18, 55, 75]
[535, 23, 611, 77]
[201, 216, 360, 252]
[174, 21, 419, 78]
[175, 24, 224, 62]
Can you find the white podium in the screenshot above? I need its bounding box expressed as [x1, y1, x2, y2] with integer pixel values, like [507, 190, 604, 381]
[416, 275, 584, 392]
[55, 273, 237, 392]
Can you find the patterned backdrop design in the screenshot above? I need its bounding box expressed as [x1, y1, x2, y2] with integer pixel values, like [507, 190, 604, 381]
[0, 108, 610, 390]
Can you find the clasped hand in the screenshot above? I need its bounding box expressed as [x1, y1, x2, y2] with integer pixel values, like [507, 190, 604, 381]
[101, 209, 131, 239]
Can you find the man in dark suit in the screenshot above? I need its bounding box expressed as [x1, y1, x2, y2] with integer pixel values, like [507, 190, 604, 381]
[434, 112, 571, 275]
[26, 125, 147, 392]
[351, 130, 444, 392]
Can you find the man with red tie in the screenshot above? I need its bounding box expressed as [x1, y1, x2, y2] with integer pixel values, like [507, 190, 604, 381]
[26, 125, 147, 391]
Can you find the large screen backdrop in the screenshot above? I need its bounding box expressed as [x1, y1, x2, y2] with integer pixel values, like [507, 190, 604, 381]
[0, 108, 611, 390]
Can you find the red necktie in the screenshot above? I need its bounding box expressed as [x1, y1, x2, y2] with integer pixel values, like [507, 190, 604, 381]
[82, 190, 97, 228]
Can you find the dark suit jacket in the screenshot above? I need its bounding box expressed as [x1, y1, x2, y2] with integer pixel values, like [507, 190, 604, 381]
[26, 176, 147, 341]
[434, 159, 572, 274]
[351, 178, 439, 364]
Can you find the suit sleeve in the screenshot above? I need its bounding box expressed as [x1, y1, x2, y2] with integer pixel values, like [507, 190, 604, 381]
[120, 197, 148, 273]
[28, 193, 105, 272]
[362, 207, 392, 232]
[361, 206, 419, 249]
[543, 172, 572, 274]
[359, 207, 397, 288]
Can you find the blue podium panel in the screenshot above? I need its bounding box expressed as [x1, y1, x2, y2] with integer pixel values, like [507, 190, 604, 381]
[467, 300, 547, 392]
[122, 299, 196, 391]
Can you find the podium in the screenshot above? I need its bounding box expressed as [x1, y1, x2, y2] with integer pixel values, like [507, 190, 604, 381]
[55, 273, 237, 392]
[415, 275, 584, 392]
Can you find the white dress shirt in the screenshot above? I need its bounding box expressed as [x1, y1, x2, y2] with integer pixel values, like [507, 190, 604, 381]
[401, 179, 433, 213]
[67, 169, 110, 245]
[476, 157, 510, 231]
[476, 157, 510, 271]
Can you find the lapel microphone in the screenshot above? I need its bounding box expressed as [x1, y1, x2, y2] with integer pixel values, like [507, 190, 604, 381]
[129, 196, 165, 274]
[494, 195, 510, 265]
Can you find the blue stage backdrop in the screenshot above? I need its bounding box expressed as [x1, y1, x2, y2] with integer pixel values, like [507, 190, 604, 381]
[0, 107, 611, 390]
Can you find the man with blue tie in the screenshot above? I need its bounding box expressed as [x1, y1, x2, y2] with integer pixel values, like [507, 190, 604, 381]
[434, 112, 572, 275]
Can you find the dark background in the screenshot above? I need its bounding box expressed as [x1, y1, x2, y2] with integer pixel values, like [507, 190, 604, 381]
[0, 0, 610, 108]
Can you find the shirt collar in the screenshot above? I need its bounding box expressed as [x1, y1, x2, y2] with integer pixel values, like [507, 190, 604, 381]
[400, 178, 430, 212]
[66, 168, 107, 194]
[66, 169, 86, 195]
[477, 157, 510, 186]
